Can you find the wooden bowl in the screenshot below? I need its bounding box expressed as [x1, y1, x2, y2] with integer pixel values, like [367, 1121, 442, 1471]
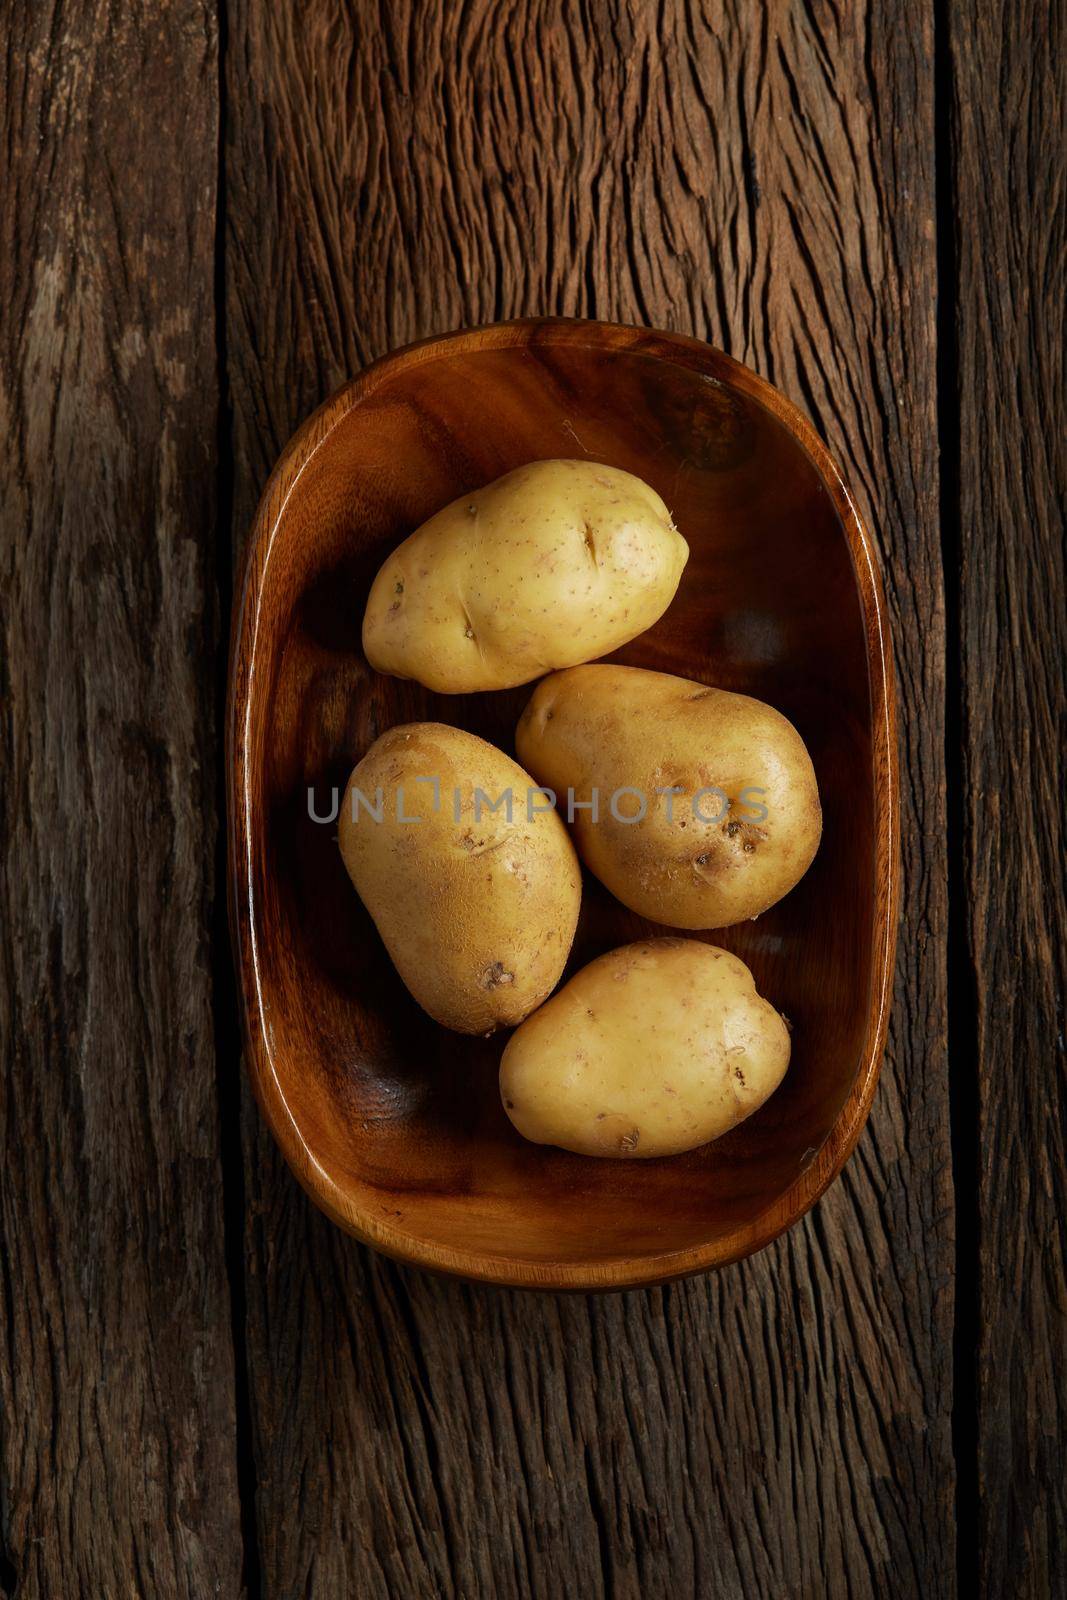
[228, 318, 898, 1290]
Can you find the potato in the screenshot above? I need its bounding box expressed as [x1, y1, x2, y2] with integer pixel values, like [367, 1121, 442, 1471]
[516, 663, 821, 929]
[338, 723, 581, 1034]
[362, 459, 688, 692]
[500, 938, 790, 1158]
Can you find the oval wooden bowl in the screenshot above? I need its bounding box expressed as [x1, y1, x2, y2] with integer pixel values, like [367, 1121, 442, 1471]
[228, 317, 898, 1291]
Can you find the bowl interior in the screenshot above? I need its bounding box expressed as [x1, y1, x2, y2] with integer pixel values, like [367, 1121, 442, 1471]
[237, 328, 882, 1281]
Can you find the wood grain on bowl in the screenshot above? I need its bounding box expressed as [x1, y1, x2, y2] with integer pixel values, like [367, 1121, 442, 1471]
[227, 318, 899, 1290]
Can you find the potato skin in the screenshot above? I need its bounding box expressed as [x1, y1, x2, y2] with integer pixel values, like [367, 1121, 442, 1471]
[516, 664, 821, 929]
[500, 938, 790, 1158]
[338, 724, 581, 1034]
[362, 460, 688, 693]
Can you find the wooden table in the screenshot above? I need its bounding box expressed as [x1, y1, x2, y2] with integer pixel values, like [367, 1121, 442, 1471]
[2, 3, 1063, 1596]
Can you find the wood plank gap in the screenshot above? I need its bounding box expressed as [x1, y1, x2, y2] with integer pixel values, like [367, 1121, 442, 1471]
[212, 0, 263, 1592]
[934, 0, 985, 1587]
[933, 0, 980, 1591]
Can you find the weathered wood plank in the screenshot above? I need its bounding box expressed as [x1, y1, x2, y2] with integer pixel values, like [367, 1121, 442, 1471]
[951, 1, 1067, 1592]
[226, 2, 954, 1594]
[0, 3, 244, 1595]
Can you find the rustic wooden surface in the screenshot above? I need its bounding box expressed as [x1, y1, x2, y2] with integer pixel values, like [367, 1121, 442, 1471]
[225, 3, 954, 1596]
[0, 1, 243, 1596]
[951, 0, 1067, 1593]
[0, 0, 1062, 1596]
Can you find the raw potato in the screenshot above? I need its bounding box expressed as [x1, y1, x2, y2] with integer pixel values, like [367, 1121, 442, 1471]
[362, 459, 688, 693]
[338, 723, 581, 1034]
[500, 938, 791, 1158]
[516, 663, 821, 929]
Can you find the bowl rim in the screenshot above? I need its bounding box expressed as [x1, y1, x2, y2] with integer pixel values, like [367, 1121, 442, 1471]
[227, 315, 900, 1291]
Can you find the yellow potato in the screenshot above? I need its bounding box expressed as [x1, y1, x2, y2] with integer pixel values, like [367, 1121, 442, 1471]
[362, 460, 688, 692]
[338, 724, 581, 1034]
[500, 938, 790, 1158]
[516, 663, 821, 929]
